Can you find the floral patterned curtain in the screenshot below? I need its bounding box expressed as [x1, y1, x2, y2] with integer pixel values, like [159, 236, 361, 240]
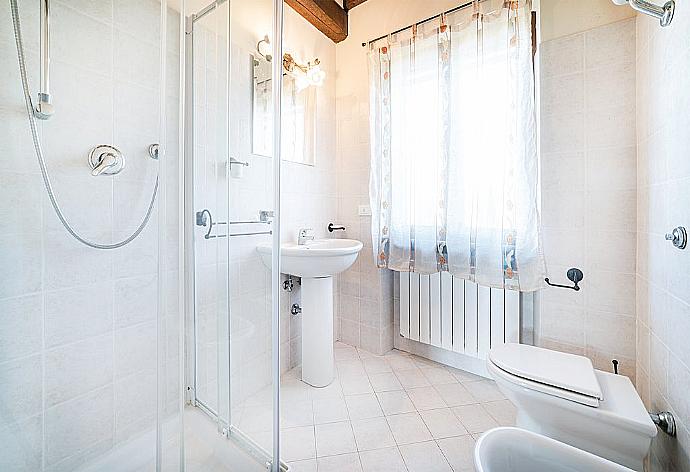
[368, 0, 545, 291]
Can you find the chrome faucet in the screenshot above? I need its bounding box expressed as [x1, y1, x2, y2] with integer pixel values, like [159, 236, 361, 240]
[298, 228, 315, 245]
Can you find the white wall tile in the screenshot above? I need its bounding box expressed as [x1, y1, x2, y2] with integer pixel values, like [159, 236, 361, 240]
[45, 285, 112, 348]
[45, 334, 113, 407]
[0, 414, 43, 472]
[0, 355, 42, 422]
[44, 385, 114, 467]
[0, 294, 43, 361]
[539, 20, 638, 370]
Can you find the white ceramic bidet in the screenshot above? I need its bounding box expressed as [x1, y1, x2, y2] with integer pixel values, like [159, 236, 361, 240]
[475, 427, 635, 472]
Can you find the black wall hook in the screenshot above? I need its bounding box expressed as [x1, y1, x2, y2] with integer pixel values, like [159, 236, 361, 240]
[545, 267, 584, 291]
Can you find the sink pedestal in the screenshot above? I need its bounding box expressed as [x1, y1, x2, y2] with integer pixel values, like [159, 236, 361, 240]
[301, 276, 334, 387]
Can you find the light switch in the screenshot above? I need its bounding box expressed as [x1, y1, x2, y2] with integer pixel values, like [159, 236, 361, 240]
[358, 205, 372, 216]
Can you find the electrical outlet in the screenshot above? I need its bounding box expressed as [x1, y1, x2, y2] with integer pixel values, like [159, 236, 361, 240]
[358, 205, 372, 216]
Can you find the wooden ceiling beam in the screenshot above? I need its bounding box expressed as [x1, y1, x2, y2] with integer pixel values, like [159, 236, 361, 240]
[285, 0, 348, 43]
[343, 0, 369, 10]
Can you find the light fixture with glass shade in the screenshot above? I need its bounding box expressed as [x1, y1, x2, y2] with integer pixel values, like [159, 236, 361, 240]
[256, 36, 325, 89]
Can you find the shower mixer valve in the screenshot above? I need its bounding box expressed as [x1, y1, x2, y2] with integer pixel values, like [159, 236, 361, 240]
[88, 143, 160, 176]
[89, 145, 125, 176]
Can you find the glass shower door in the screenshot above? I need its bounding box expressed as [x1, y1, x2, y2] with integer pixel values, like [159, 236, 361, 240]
[185, 0, 279, 468]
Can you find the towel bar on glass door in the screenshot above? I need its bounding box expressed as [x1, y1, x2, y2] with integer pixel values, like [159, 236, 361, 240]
[195, 209, 273, 239]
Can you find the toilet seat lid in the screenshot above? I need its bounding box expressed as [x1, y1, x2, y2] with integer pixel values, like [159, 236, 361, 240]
[489, 343, 603, 401]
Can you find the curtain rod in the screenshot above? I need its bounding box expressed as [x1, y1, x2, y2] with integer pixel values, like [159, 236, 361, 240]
[361, 0, 482, 47]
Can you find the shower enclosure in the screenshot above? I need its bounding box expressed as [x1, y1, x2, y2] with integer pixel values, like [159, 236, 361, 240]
[1, 0, 283, 470]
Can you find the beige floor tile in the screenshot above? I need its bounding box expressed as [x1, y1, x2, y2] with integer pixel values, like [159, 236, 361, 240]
[436, 435, 476, 472]
[286, 458, 317, 472]
[481, 399, 517, 426]
[463, 380, 505, 402]
[340, 374, 374, 395]
[368, 372, 403, 392]
[315, 421, 357, 457]
[317, 452, 363, 471]
[376, 390, 416, 416]
[280, 425, 316, 462]
[433, 383, 477, 407]
[451, 404, 499, 434]
[395, 368, 432, 389]
[313, 397, 349, 424]
[406, 386, 447, 411]
[359, 446, 407, 472]
[363, 357, 393, 374]
[351, 417, 396, 452]
[399, 440, 453, 472]
[386, 412, 433, 445]
[345, 393, 384, 420]
[447, 368, 484, 384]
[419, 408, 468, 439]
[281, 400, 313, 429]
[420, 366, 458, 385]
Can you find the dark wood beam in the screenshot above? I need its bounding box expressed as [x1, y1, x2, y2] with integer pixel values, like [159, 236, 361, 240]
[343, 0, 369, 10]
[285, 0, 348, 43]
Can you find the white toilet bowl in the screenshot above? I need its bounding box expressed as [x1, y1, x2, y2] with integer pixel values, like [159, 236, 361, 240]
[487, 344, 657, 471]
[475, 427, 635, 472]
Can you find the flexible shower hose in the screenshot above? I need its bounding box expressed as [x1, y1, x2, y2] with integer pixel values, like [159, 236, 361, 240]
[9, 0, 158, 250]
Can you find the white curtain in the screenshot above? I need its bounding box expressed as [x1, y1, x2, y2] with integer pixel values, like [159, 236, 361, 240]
[368, 0, 545, 291]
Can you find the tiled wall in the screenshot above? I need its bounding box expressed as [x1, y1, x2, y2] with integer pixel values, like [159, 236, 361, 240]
[0, 1, 182, 470]
[635, 8, 690, 470]
[538, 18, 638, 379]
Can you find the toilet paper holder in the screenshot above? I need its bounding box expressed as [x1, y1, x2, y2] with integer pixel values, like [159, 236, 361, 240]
[545, 267, 583, 291]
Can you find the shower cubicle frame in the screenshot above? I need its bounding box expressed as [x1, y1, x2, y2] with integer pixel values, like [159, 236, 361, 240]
[182, 0, 284, 470]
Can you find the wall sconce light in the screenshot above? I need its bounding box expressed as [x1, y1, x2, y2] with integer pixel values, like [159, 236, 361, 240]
[257, 35, 272, 62]
[283, 53, 326, 89]
[256, 35, 325, 90]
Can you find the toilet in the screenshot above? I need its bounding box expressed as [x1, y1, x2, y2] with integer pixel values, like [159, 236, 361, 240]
[487, 343, 657, 471]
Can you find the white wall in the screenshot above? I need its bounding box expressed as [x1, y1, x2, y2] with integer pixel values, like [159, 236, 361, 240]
[537, 18, 638, 378]
[636, 7, 690, 470]
[0, 1, 182, 470]
[539, 0, 635, 41]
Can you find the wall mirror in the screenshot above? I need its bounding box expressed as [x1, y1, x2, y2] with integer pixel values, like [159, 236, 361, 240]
[251, 53, 316, 166]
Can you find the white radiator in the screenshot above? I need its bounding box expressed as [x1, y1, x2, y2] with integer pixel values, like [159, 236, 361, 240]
[399, 272, 520, 360]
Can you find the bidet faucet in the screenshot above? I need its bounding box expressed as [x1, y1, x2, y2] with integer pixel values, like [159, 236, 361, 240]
[298, 228, 315, 245]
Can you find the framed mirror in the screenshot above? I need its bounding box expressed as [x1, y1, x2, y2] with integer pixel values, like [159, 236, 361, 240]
[251, 53, 316, 166]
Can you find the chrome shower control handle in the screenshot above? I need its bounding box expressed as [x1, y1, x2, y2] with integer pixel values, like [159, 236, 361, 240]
[89, 145, 125, 176]
[91, 153, 118, 176]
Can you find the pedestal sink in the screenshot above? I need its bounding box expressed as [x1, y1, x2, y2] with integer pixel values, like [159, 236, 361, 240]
[257, 238, 363, 387]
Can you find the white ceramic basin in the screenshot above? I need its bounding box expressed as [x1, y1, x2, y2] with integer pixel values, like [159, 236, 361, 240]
[256, 238, 363, 387]
[475, 427, 635, 472]
[256, 238, 363, 278]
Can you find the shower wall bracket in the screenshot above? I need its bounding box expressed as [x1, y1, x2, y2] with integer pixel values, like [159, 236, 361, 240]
[665, 226, 687, 249]
[35, 0, 54, 119]
[614, 0, 675, 27]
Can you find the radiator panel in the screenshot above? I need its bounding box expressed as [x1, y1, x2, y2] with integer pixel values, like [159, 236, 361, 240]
[399, 273, 520, 359]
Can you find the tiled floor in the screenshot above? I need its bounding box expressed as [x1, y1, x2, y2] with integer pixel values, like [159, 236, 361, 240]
[236, 342, 516, 472]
